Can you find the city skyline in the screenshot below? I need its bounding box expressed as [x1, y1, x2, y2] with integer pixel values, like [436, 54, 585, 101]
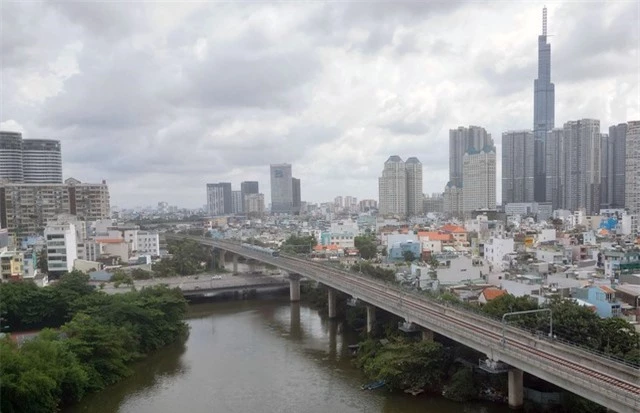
[1, 2, 638, 208]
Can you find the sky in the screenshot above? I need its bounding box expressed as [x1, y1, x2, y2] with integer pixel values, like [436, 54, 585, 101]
[1, 1, 639, 209]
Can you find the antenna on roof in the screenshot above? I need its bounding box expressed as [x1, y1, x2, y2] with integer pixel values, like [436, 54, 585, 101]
[542, 6, 547, 36]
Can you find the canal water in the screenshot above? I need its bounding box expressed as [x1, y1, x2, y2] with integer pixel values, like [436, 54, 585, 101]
[64, 298, 510, 413]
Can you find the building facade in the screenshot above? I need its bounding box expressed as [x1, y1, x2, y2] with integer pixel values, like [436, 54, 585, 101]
[462, 147, 496, 213]
[0, 131, 24, 183]
[21, 139, 63, 184]
[502, 130, 535, 204]
[270, 164, 293, 214]
[405, 157, 423, 216]
[443, 184, 463, 217]
[44, 222, 78, 276]
[378, 156, 407, 216]
[609, 124, 628, 209]
[206, 183, 230, 216]
[449, 126, 493, 188]
[245, 193, 265, 216]
[533, 7, 555, 202]
[240, 181, 259, 212]
[626, 121, 640, 227]
[231, 190, 243, 214]
[292, 177, 301, 215]
[545, 128, 564, 209]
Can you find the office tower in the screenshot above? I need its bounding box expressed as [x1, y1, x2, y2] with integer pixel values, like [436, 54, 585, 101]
[533, 6, 555, 202]
[240, 181, 259, 212]
[610, 124, 628, 208]
[22, 139, 63, 184]
[0, 178, 110, 238]
[449, 126, 493, 188]
[462, 146, 496, 213]
[561, 119, 601, 214]
[378, 156, 407, 216]
[600, 133, 613, 209]
[245, 193, 265, 216]
[405, 157, 423, 216]
[231, 190, 243, 214]
[292, 177, 301, 215]
[0, 131, 24, 183]
[502, 131, 535, 204]
[625, 121, 640, 218]
[206, 183, 227, 216]
[270, 164, 293, 214]
[545, 128, 564, 210]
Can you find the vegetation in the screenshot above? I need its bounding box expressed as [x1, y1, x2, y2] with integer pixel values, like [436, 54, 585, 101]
[151, 239, 213, 277]
[280, 235, 317, 254]
[354, 235, 377, 259]
[350, 262, 396, 283]
[402, 250, 416, 263]
[0, 274, 188, 413]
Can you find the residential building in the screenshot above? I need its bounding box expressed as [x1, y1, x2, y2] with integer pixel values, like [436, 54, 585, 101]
[21, 139, 63, 184]
[0, 250, 23, 281]
[0, 131, 24, 183]
[561, 119, 601, 214]
[484, 238, 515, 272]
[462, 146, 496, 213]
[245, 193, 265, 216]
[44, 222, 78, 277]
[0, 179, 110, 239]
[334, 196, 343, 208]
[320, 232, 355, 249]
[423, 193, 444, 214]
[533, 7, 555, 202]
[609, 123, 628, 209]
[359, 199, 377, 212]
[504, 202, 552, 221]
[292, 177, 301, 215]
[378, 156, 407, 216]
[206, 183, 226, 216]
[405, 157, 423, 216]
[545, 128, 563, 209]
[240, 181, 259, 212]
[388, 240, 422, 262]
[136, 231, 160, 256]
[626, 121, 640, 220]
[231, 190, 243, 214]
[573, 285, 621, 318]
[449, 126, 493, 188]
[443, 183, 463, 217]
[270, 163, 293, 214]
[344, 196, 357, 211]
[502, 130, 534, 204]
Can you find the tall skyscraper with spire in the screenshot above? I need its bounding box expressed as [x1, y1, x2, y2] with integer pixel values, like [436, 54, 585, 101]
[533, 6, 555, 202]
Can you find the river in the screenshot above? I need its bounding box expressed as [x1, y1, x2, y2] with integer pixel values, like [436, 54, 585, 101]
[64, 298, 510, 413]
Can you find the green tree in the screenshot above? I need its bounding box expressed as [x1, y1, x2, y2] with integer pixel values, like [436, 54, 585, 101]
[402, 250, 416, 263]
[36, 248, 48, 274]
[281, 235, 317, 254]
[354, 235, 377, 259]
[599, 317, 640, 361]
[443, 367, 477, 402]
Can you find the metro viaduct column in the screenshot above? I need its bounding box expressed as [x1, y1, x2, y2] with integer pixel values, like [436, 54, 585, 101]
[366, 305, 376, 334]
[327, 288, 337, 319]
[508, 368, 524, 409]
[219, 250, 227, 270]
[232, 253, 239, 275]
[288, 273, 302, 302]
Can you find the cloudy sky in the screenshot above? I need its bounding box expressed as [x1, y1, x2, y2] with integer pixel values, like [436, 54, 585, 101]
[1, 1, 638, 209]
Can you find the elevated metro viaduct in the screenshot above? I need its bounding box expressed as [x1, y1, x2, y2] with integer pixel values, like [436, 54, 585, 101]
[165, 234, 640, 412]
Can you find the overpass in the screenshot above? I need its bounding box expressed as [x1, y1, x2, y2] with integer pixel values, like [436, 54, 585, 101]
[165, 234, 640, 412]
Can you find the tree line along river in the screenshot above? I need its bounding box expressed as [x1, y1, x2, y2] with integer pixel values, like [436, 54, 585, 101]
[63, 298, 510, 413]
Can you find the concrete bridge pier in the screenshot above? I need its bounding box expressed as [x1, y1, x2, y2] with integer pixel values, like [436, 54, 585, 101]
[290, 302, 301, 337]
[219, 250, 227, 270]
[232, 254, 239, 275]
[508, 368, 524, 409]
[421, 328, 434, 342]
[288, 273, 301, 302]
[328, 288, 337, 319]
[366, 305, 376, 334]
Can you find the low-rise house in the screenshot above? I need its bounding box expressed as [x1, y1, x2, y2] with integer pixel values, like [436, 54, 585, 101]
[478, 287, 507, 304]
[572, 285, 622, 318]
[388, 240, 422, 262]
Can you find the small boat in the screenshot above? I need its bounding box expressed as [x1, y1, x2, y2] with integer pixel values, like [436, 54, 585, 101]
[360, 380, 386, 390]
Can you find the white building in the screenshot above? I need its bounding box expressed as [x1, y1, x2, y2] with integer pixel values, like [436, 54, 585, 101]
[44, 222, 78, 275]
[405, 157, 423, 216]
[136, 231, 160, 256]
[378, 156, 407, 216]
[232, 190, 243, 214]
[483, 238, 515, 272]
[625, 121, 640, 224]
[245, 193, 265, 215]
[462, 147, 496, 213]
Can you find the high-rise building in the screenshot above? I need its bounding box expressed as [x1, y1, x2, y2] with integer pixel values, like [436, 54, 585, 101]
[0, 178, 110, 239]
[625, 121, 640, 222]
[443, 183, 463, 217]
[270, 164, 293, 214]
[292, 177, 301, 215]
[44, 222, 78, 276]
[0, 131, 24, 183]
[502, 130, 535, 204]
[359, 199, 377, 212]
[378, 156, 407, 216]
[405, 157, 423, 216]
[423, 193, 444, 214]
[206, 183, 231, 216]
[231, 190, 243, 214]
[22, 139, 63, 184]
[334, 196, 343, 208]
[449, 126, 493, 188]
[533, 6, 555, 202]
[245, 193, 265, 216]
[240, 181, 259, 212]
[609, 123, 628, 208]
[600, 133, 613, 209]
[561, 119, 601, 215]
[462, 146, 496, 213]
[545, 128, 564, 210]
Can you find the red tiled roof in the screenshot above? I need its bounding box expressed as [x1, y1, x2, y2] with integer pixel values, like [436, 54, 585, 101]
[481, 288, 507, 301]
[440, 224, 466, 233]
[417, 231, 452, 241]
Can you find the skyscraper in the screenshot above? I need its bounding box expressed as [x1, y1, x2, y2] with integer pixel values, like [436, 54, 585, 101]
[22, 139, 63, 184]
[0, 131, 24, 183]
[378, 156, 407, 216]
[206, 183, 226, 216]
[462, 146, 496, 213]
[502, 130, 535, 204]
[600, 133, 613, 209]
[533, 6, 555, 202]
[545, 128, 564, 210]
[449, 126, 493, 188]
[609, 123, 628, 208]
[270, 163, 293, 214]
[405, 157, 423, 216]
[240, 181, 259, 212]
[292, 177, 301, 215]
[561, 119, 601, 214]
[625, 121, 640, 219]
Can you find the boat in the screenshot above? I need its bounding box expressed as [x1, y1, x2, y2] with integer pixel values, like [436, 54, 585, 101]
[360, 380, 386, 390]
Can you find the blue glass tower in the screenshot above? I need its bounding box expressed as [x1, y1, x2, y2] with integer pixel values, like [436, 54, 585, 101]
[533, 6, 555, 202]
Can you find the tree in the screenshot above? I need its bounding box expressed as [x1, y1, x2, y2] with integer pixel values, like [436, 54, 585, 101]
[443, 367, 477, 402]
[403, 250, 416, 263]
[280, 235, 317, 254]
[354, 235, 377, 259]
[36, 248, 48, 274]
